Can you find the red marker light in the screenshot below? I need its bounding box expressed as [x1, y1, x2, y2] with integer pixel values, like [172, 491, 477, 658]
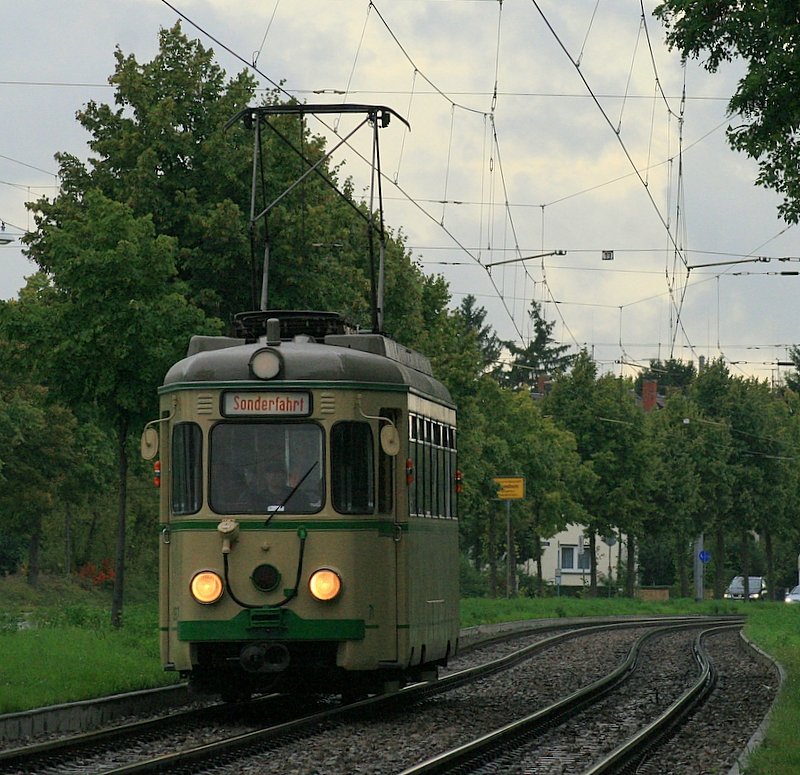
[153, 460, 161, 488]
[405, 458, 414, 486]
[455, 468, 463, 494]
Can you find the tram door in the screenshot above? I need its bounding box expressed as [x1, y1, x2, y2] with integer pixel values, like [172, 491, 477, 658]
[332, 413, 399, 664]
[162, 419, 203, 671]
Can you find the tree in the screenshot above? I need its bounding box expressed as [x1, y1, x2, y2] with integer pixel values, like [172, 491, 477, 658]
[783, 345, 800, 393]
[654, 1, 800, 223]
[0, 310, 82, 582]
[69, 23, 257, 318]
[54, 23, 433, 333]
[455, 375, 587, 597]
[0, 380, 77, 583]
[458, 294, 503, 371]
[19, 191, 210, 624]
[688, 359, 740, 597]
[503, 300, 575, 390]
[544, 350, 648, 596]
[634, 358, 696, 397]
[644, 392, 730, 596]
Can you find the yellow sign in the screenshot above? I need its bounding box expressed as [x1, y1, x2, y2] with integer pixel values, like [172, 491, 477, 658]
[493, 476, 525, 500]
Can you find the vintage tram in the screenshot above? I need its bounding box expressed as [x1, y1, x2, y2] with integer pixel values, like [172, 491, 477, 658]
[142, 310, 460, 699]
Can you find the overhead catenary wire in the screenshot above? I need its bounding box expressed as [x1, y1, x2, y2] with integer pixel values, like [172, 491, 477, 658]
[17, 0, 780, 374]
[529, 0, 688, 270]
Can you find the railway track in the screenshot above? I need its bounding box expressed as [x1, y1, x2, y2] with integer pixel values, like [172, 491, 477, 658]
[400, 623, 730, 774]
[0, 616, 775, 775]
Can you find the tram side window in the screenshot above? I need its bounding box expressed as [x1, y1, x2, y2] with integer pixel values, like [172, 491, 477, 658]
[408, 417, 418, 516]
[332, 422, 374, 514]
[172, 423, 202, 515]
[408, 414, 457, 519]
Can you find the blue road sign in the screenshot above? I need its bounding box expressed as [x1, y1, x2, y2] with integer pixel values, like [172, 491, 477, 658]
[699, 550, 711, 564]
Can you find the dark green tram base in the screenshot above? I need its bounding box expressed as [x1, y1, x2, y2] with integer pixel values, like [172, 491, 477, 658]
[177, 607, 391, 699]
[177, 606, 366, 641]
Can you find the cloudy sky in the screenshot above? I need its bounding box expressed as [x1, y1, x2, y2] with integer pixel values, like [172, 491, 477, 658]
[1, 1, 796, 381]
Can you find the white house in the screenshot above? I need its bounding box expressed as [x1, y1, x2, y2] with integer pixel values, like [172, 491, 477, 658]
[524, 523, 630, 592]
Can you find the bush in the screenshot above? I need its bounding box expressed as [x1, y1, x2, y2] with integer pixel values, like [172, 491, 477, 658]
[518, 572, 556, 598]
[459, 555, 490, 597]
[0, 530, 26, 576]
[77, 558, 115, 590]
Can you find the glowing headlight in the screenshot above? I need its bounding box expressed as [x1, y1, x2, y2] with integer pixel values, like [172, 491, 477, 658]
[190, 571, 224, 604]
[309, 568, 342, 601]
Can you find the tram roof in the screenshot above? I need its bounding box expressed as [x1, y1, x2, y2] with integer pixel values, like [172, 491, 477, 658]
[161, 333, 454, 406]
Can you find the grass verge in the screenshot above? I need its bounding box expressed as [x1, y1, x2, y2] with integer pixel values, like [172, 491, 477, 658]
[0, 574, 176, 714]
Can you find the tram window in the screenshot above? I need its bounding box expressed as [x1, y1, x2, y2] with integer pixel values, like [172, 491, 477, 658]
[172, 423, 202, 515]
[448, 448, 457, 518]
[436, 445, 445, 517]
[209, 422, 323, 514]
[332, 422, 374, 514]
[423, 428, 432, 516]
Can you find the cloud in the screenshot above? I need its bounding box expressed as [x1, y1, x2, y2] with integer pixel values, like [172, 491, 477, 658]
[0, 0, 796, 380]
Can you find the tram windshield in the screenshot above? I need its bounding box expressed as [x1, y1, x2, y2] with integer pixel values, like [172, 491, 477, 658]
[209, 422, 323, 514]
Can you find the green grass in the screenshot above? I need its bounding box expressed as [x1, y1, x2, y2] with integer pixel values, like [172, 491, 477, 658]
[1, 578, 798, 773]
[0, 575, 176, 714]
[0, 622, 176, 713]
[738, 604, 800, 774]
[458, 594, 744, 626]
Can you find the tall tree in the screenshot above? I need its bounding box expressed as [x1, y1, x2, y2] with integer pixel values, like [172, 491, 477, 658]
[458, 294, 503, 371]
[19, 191, 209, 624]
[544, 350, 647, 596]
[654, 1, 800, 223]
[503, 300, 575, 390]
[52, 22, 432, 332]
[689, 359, 738, 597]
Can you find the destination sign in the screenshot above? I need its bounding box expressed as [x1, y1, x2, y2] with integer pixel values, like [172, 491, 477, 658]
[222, 391, 311, 417]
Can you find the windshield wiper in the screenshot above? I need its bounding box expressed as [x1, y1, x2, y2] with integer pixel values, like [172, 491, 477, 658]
[264, 461, 319, 527]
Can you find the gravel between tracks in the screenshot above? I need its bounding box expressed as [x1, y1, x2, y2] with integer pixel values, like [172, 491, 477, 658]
[191, 626, 778, 775]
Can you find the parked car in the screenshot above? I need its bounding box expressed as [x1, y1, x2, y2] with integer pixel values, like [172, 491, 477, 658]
[723, 576, 767, 600]
[785, 584, 800, 604]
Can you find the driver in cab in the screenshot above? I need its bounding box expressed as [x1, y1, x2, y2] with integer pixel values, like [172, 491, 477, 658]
[243, 459, 292, 512]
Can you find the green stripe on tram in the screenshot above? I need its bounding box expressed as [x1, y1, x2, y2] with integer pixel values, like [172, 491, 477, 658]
[165, 519, 406, 535]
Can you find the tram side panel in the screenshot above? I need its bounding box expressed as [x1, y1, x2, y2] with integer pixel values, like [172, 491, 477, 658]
[396, 400, 460, 670]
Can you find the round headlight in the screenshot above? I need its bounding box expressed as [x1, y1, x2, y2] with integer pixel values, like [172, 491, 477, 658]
[190, 571, 224, 604]
[249, 349, 282, 380]
[309, 568, 342, 601]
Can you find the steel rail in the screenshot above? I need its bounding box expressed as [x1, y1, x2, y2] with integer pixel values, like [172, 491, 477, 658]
[396, 621, 737, 775]
[581, 624, 734, 775]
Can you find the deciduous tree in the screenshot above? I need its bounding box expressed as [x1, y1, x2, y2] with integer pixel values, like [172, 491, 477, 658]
[654, 1, 800, 223]
[19, 191, 210, 624]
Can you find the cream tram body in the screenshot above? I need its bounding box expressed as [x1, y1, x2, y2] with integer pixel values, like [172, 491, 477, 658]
[149, 325, 459, 698]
